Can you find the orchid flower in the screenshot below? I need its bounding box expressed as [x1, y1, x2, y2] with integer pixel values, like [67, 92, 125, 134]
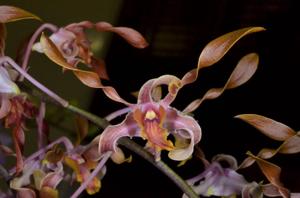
[98, 27, 264, 162]
[8, 136, 110, 198]
[32, 20, 148, 80]
[184, 154, 248, 197]
[10, 160, 63, 198]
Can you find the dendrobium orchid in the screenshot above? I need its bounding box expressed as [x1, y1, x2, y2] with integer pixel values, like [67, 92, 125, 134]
[183, 154, 264, 198]
[99, 75, 202, 161]
[32, 20, 148, 80]
[98, 27, 264, 162]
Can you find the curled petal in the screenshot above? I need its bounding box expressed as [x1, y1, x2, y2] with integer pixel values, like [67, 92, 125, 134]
[181, 27, 264, 87]
[95, 22, 148, 48]
[198, 27, 265, 68]
[90, 57, 109, 80]
[183, 53, 259, 113]
[0, 5, 41, 23]
[40, 33, 132, 106]
[247, 152, 290, 198]
[110, 146, 132, 164]
[168, 128, 195, 161]
[235, 114, 296, 141]
[99, 113, 140, 155]
[165, 108, 201, 161]
[212, 154, 238, 170]
[279, 133, 300, 154]
[138, 75, 181, 105]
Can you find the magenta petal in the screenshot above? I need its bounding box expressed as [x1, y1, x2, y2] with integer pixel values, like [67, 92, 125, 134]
[99, 113, 140, 155]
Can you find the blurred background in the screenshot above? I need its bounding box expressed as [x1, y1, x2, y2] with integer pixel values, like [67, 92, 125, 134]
[2, 0, 300, 197]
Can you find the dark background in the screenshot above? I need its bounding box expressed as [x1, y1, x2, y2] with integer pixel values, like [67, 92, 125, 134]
[3, 0, 300, 197]
[88, 0, 300, 197]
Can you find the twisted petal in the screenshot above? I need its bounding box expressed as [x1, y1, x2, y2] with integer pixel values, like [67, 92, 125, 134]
[99, 113, 140, 155]
[138, 75, 182, 106]
[165, 107, 201, 161]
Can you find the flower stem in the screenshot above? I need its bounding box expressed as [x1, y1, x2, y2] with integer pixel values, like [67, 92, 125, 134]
[54, 102, 198, 197]
[119, 138, 199, 198]
[66, 104, 109, 129]
[19, 23, 58, 81]
[14, 65, 198, 197]
[1, 56, 68, 107]
[70, 152, 112, 198]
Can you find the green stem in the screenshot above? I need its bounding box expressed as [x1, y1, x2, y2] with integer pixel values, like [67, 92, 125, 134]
[66, 104, 198, 198]
[66, 104, 109, 128]
[25, 84, 198, 197]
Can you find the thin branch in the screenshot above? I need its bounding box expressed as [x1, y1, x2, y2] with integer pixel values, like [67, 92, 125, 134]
[0, 56, 68, 107]
[10, 59, 198, 197]
[70, 152, 112, 198]
[19, 23, 58, 81]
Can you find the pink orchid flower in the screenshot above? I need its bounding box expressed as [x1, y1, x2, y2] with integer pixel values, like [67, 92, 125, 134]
[99, 75, 202, 161]
[98, 27, 264, 161]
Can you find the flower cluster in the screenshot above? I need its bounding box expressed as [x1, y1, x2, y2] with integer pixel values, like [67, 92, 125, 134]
[1, 5, 299, 198]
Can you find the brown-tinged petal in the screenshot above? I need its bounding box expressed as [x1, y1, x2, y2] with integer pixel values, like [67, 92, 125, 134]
[235, 114, 296, 141]
[75, 115, 89, 145]
[12, 126, 25, 174]
[238, 156, 256, 169]
[40, 33, 132, 106]
[246, 152, 290, 198]
[0, 5, 41, 23]
[99, 113, 140, 155]
[279, 133, 300, 154]
[0, 23, 6, 56]
[0, 96, 11, 119]
[183, 53, 258, 113]
[90, 57, 109, 80]
[198, 27, 265, 68]
[95, 22, 148, 48]
[226, 53, 259, 89]
[39, 187, 58, 198]
[181, 27, 264, 87]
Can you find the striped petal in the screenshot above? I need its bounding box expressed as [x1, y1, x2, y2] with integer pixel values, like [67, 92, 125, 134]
[99, 113, 140, 155]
